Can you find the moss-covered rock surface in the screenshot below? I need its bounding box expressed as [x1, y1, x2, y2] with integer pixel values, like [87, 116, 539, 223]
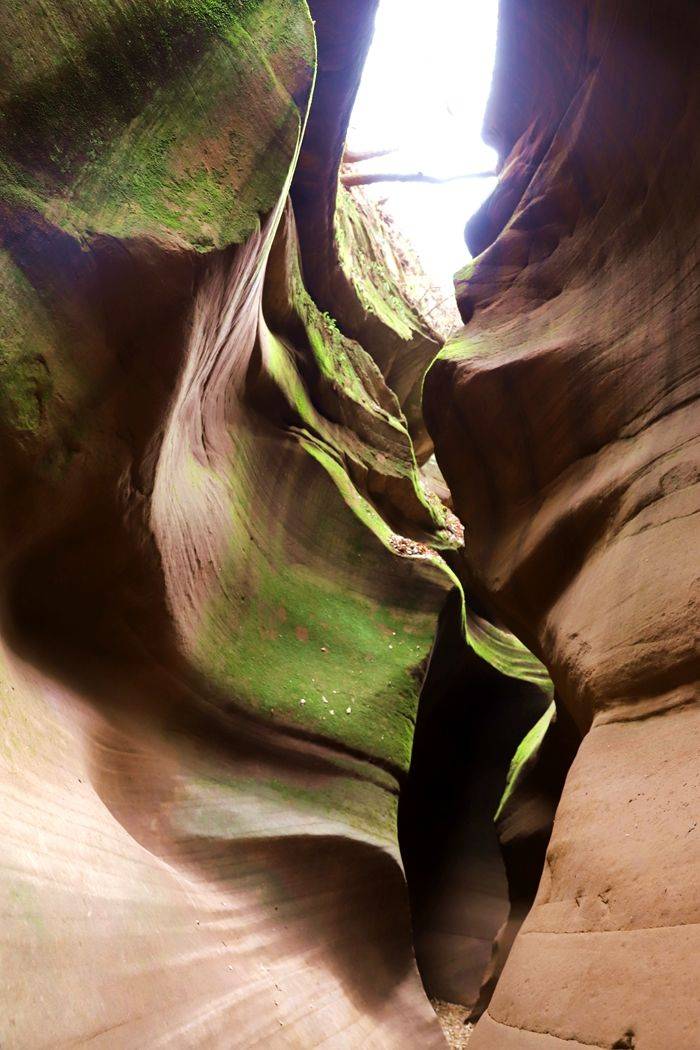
[0, 2, 552, 1045]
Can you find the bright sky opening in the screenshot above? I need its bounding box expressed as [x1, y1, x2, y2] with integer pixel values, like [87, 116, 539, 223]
[348, 0, 499, 305]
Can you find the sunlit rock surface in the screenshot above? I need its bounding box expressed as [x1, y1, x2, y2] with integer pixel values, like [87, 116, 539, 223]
[4, 0, 691, 1046]
[0, 1, 461, 1044]
[425, 1, 700, 1046]
[291, 0, 442, 462]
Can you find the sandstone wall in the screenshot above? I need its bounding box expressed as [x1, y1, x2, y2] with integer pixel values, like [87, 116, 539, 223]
[425, 2, 700, 1047]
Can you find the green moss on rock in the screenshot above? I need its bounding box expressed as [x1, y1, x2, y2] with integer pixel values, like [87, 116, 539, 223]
[0, 0, 315, 247]
[191, 419, 452, 773]
[335, 188, 421, 341]
[201, 559, 437, 769]
[495, 702, 555, 821]
[0, 254, 53, 433]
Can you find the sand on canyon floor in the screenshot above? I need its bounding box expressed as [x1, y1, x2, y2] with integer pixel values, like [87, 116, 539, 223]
[432, 1000, 474, 1047]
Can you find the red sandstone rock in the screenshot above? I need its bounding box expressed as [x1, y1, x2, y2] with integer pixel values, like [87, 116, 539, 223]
[425, 1, 700, 1046]
[0, 3, 451, 1045]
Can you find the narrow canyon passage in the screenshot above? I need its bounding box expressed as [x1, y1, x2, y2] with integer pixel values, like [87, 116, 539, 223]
[398, 592, 551, 1012]
[346, 6, 564, 1035]
[0, 1, 697, 1049]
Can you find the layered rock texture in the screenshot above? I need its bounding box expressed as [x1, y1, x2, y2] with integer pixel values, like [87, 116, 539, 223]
[0, 1, 458, 1045]
[0, 0, 550, 1045]
[425, 1, 700, 1046]
[2, 0, 696, 1047]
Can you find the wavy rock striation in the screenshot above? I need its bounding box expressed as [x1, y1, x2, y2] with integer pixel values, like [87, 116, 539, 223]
[6, 0, 689, 1045]
[1, 0, 554, 1043]
[0, 1, 461, 1045]
[425, 1, 700, 1047]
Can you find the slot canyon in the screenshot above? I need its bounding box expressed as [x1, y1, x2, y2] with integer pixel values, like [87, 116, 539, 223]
[0, 1, 697, 1048]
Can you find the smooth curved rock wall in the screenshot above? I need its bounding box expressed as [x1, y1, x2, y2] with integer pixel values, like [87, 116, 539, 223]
[0, 3, 454, 1044]
[425, 2, 700, 1047]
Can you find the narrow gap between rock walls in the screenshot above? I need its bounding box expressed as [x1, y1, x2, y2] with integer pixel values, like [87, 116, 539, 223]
[345, 4, 536, 1045]
[345, 0, 499, 337]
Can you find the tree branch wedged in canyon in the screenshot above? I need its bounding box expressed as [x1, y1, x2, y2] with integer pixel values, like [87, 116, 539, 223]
[5, 0, 690, 1047]
[341, 169, 496, 187]
[0, 0, 551, 1045]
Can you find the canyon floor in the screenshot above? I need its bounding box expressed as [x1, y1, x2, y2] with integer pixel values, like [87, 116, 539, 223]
[433, 1001, 474, 1048]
